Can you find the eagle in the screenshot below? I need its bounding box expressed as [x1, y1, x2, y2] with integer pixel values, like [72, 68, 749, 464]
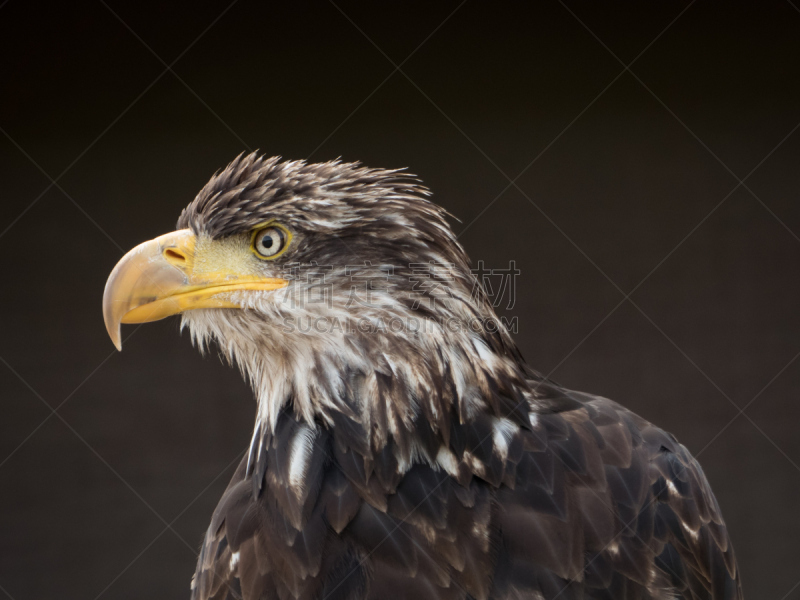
[102, 153, 742, 600]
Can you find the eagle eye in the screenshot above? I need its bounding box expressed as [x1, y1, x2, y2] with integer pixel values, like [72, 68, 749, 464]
[251, 224, 291, 259]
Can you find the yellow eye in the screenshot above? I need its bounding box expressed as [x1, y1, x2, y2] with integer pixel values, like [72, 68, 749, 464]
[251, 224, 291, 259]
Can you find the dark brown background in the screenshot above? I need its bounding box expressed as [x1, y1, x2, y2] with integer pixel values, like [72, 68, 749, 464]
[1, 1, 799, 598]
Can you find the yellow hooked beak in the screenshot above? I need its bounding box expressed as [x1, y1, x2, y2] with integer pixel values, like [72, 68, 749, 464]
[102, 229, 288, 351]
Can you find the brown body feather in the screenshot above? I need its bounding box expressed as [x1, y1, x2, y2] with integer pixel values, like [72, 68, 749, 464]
[191, 381, 741, 600]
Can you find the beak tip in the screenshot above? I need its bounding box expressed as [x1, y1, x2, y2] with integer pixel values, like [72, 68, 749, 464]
[107, 324, 123, 351]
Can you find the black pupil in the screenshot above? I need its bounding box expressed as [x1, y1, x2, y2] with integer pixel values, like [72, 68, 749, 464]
[262, 234, 274, 249]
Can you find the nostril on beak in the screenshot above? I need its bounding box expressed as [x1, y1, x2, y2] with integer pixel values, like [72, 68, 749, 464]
[163, 248, 187, 266]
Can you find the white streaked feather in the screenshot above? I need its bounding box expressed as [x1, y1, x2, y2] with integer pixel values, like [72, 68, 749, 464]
[436, 446, 460, 478]
[288, 425, 316, 493]
[491, 417, 519, 461]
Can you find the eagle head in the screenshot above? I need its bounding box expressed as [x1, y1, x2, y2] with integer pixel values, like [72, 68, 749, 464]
[104, 153, 531, 448]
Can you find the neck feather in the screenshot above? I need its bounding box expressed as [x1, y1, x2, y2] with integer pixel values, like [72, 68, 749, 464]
[182, 285, 536, 476]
